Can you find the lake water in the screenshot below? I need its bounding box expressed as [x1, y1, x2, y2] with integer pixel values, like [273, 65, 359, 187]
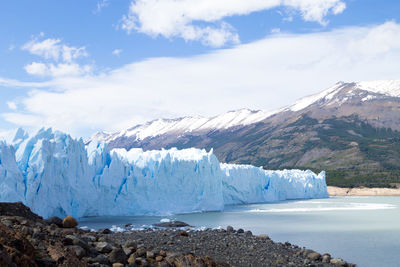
[80, 196, 400, 267]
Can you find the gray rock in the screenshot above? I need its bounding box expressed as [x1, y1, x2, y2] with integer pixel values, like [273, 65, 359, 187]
[87, 263, 101, 267]
[123, 247, 134, 256]
[32, 231, 45, 240]
[61, 228, 75, 235]
[307, 252, 321, 261]
[97, 236, 109, 242]
[179, 231, 189, 237]
[98, 228, 111, 234]
[96, 242, 113, 253]
[146, 251, 155, 259]
[124, 240, 137, 249]
[65, 235, 90, 251]
[88, 247, 100, 257]
[303, 249, 315, 257]
[35, 222, 45, 228]
[135, 257, 148, 266]
[82, 234, 97, 242]
[21, 226, 33, 236]
[154, 221, 191, 228]
[108, 248, 127, 264]
[45, 216, 63, 227]
[35, 258, 57, 266]
[166, 252, 178, 258]
[48, 224, 57, 231]
[62, 236, 73, 246]
[89, 254, 109, 264]
[2, 220, 12, 227]
[226, 226, 234, 232]
[135, 247, 147, 257]
[330, 258, 346, 266]
[237, 228, 244, 234]
[67, 245, 86, 259]
[322, 253, 331, 263]
[127, 254, 136, 264]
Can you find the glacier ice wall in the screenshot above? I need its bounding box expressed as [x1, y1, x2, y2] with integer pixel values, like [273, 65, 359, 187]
[0, 128, 328, 218]
[221, 164, 327, 205]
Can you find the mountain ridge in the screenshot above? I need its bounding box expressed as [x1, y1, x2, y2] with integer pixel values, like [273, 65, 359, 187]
[88, 80, 400, 144]
[88, 80, 400, 187]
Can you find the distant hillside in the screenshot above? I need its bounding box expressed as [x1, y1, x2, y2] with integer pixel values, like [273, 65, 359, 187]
[88, 80, 400, 188]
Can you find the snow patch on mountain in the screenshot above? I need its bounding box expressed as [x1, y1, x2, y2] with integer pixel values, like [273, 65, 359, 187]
[0, 128, 328, 218]
[288, 82, 346, 112]
[89, 80, 400, 147]
[288, 80, 400, 112]
[90, 108, 277, 143]
[355, 80, 400, 97]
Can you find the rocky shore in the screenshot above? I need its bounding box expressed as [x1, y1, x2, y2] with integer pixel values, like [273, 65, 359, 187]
[0, 202, 354, 267]
[328, 186, 400, 196]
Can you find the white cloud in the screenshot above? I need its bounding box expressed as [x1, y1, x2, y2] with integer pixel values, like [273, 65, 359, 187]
[6, 101, 17, 110]
[94, 0, 109, 14]
[120, 0, 346, 46]
[271, 28, 281, 33]
[0, 77, 50, 88]
[21, 36, 90, 77]
[112, 49, 123, 56]
[24, 62, 48, 76]
[21, 37, 87, 62]
[24, 62, 92, 77]
[22, 38, 61, 61]
[286, 0, 346, 26]
[2, 21, 400, 137]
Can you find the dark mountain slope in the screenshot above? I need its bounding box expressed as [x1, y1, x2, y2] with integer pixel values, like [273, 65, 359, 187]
[89, 81, 400, 187]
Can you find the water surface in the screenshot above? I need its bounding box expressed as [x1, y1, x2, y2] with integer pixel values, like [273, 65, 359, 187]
[80, 196, 400, 267]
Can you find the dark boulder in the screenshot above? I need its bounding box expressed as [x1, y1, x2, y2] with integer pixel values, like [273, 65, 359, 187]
[45, 216, 63, 227]
[154, 221, 192, 228]
[98, 228, 111, 234]
[0, 202, 43, 222]
[108, 248, 127, 264]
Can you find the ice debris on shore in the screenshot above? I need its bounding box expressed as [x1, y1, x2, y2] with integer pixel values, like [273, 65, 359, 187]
[0, 128, 328, 218]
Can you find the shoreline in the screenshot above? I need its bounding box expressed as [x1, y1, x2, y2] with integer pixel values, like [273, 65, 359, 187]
[328, 186, 400, 196]
[0, 202, 354, 266]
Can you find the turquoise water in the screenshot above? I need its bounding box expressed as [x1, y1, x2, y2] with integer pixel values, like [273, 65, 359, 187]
[80, 196, 400, 267]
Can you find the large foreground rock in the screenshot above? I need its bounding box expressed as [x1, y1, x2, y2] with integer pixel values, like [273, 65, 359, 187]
[0, 202, 43, 222]
[62, 216, 78, 228]
[0, 222, 37, 266]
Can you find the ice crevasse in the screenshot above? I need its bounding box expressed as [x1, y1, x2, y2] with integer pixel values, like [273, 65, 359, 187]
[0, 128, 328, 218]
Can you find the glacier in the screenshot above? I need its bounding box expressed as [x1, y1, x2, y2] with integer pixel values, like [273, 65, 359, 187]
[0, 128, 328, 218]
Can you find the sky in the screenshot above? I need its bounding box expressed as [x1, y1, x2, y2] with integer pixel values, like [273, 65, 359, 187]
[0, 0, 399, 137]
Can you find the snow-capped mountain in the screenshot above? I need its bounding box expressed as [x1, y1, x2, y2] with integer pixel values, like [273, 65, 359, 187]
[287, 80, 400, 112]
[90, 108, 278, 144]
[87, 80, 400, 188]
[88, 80, 400, 149]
